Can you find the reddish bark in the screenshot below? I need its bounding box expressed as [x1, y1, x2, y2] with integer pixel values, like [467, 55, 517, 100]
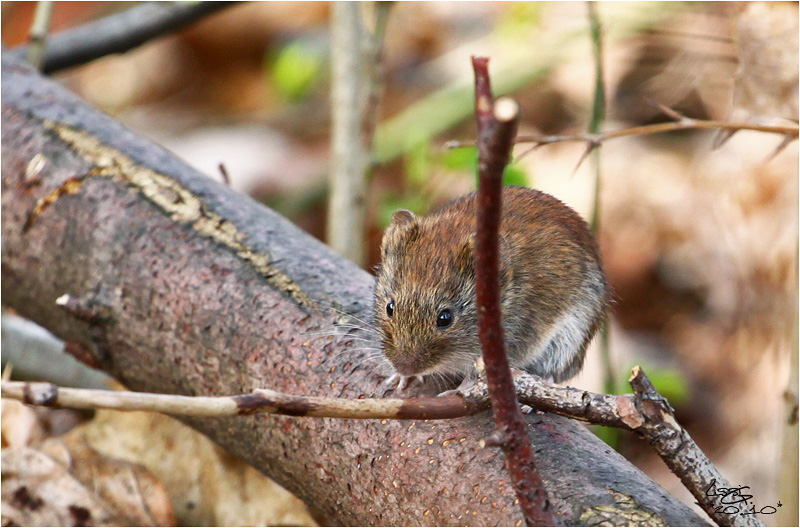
[474, 95, 556, 525]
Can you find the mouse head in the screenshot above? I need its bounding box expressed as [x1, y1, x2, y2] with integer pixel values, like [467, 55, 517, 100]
[374, 209, 511, 377]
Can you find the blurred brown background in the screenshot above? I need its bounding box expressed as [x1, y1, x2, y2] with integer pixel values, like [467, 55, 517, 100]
[2, 1, 797, 526]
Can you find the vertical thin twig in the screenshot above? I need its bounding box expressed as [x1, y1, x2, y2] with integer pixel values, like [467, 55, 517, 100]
[328, 1, 390, 267]
[329, 2, 368, 266]
[472, 56, 493, 134]
[361, 1, 392, 153]
[586, 1, 616, 400]
[472, 55, 557, 527]
[27, 1, 55, 71]
[778, 241, 799, 526]
[218, 163, 231, 186]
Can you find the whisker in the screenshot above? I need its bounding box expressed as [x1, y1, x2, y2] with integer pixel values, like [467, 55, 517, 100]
[313, 299, 375, 327]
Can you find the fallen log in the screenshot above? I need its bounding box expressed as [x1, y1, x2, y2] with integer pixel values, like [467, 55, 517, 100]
[1, 54, 706, 526]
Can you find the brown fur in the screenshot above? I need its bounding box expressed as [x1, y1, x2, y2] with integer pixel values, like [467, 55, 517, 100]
[374, 186, 609, 382]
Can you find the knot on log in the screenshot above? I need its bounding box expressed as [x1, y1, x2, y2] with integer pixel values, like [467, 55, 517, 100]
[56, 293, 114, 325]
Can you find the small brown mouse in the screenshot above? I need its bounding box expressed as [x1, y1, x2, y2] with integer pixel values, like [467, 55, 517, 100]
[374, 186, 608, 391]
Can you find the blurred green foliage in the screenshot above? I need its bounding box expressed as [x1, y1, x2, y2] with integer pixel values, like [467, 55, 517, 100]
[440, 144, 478, 171]
[377, 143, 530, 228]
[442, 146, 528, 188]
[496, 1, 543, 40]
[404, 138, 432, 188]
[270, 41, 324, 102]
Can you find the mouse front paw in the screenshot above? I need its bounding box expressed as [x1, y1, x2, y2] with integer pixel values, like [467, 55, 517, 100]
[385, 373, 418, 392]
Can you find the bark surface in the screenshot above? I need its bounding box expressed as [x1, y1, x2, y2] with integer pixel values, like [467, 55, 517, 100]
[1, 55, 706, 526]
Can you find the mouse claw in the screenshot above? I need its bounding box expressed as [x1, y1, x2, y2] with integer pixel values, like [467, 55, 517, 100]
[386, 373, 415, 392]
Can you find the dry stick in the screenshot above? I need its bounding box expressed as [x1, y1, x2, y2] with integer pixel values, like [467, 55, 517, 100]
[0, 370, 667, 427]
[26, 0, 55, 71]
[475, 98, 558, 526]
[472, 54, 556, 526]
[586, 1, 616, 402]
[0, 368, 764, 525]
[625, 368, 764, 528]
[445, 118, 799, 153]
[1, 380, 473, 420]
[515, 118, 798, 156]
[10, 1, 242, 74]
[472, 56, 493, 134]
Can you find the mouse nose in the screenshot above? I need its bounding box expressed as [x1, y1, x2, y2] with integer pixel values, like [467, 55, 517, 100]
[392, 354, 423, 376]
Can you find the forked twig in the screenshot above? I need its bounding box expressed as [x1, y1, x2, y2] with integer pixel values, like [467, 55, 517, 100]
[1, 366, 761, 526]
[472, 55, 557, 527]
[446, 117, 799, 158]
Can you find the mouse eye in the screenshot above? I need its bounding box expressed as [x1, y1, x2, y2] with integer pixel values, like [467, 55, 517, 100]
[436, 308, 453, 328]
[386, 300, 395, 317]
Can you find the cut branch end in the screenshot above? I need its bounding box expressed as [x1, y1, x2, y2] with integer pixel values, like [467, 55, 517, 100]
[494, 97, 520, 123]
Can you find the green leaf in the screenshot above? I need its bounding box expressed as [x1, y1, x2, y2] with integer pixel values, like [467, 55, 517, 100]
[502, 164, 528, 187]
[472, 162, 529, 188]
[497, 2, 543, 40]
[404, 140, 431, 187]
[441, 146, 478, 171]
[270, 41, 323, 102]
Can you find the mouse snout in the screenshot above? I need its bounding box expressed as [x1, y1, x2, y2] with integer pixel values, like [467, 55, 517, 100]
[391, 353, 426, 376]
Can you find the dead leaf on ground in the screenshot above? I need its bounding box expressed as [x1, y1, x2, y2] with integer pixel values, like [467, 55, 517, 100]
[82, 409, 316, 527]
[2, 430, 174, 526]
[1, 397, 47, 449]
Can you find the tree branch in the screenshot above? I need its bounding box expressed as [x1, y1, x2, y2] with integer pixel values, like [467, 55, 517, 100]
[1, 380, 474, 420]
[472, 55, 556, 525]
[8, 1, 242, 75]
[26, 0, 55, 70]
[2, 367, 756, 525]
[328, 1, 388, 266]
[626, 367, 764, 527]
[471, 56, 493, 135]
[446, 117, 799, 153]
[476, 96, 557, 526]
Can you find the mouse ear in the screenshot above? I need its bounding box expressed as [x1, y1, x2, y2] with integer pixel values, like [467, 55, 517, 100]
[381, 209, 420, 258]
[456, 235, 476, 278]
[389, 209, 418, 228]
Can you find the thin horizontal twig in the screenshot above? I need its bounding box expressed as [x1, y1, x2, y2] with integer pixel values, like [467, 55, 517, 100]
[445, 117, 799, 152]
[0, 372, 686, 430]
[2, 363, 765, 527]
[3, 367, 761, 526]
[1, 380, 475, 420]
